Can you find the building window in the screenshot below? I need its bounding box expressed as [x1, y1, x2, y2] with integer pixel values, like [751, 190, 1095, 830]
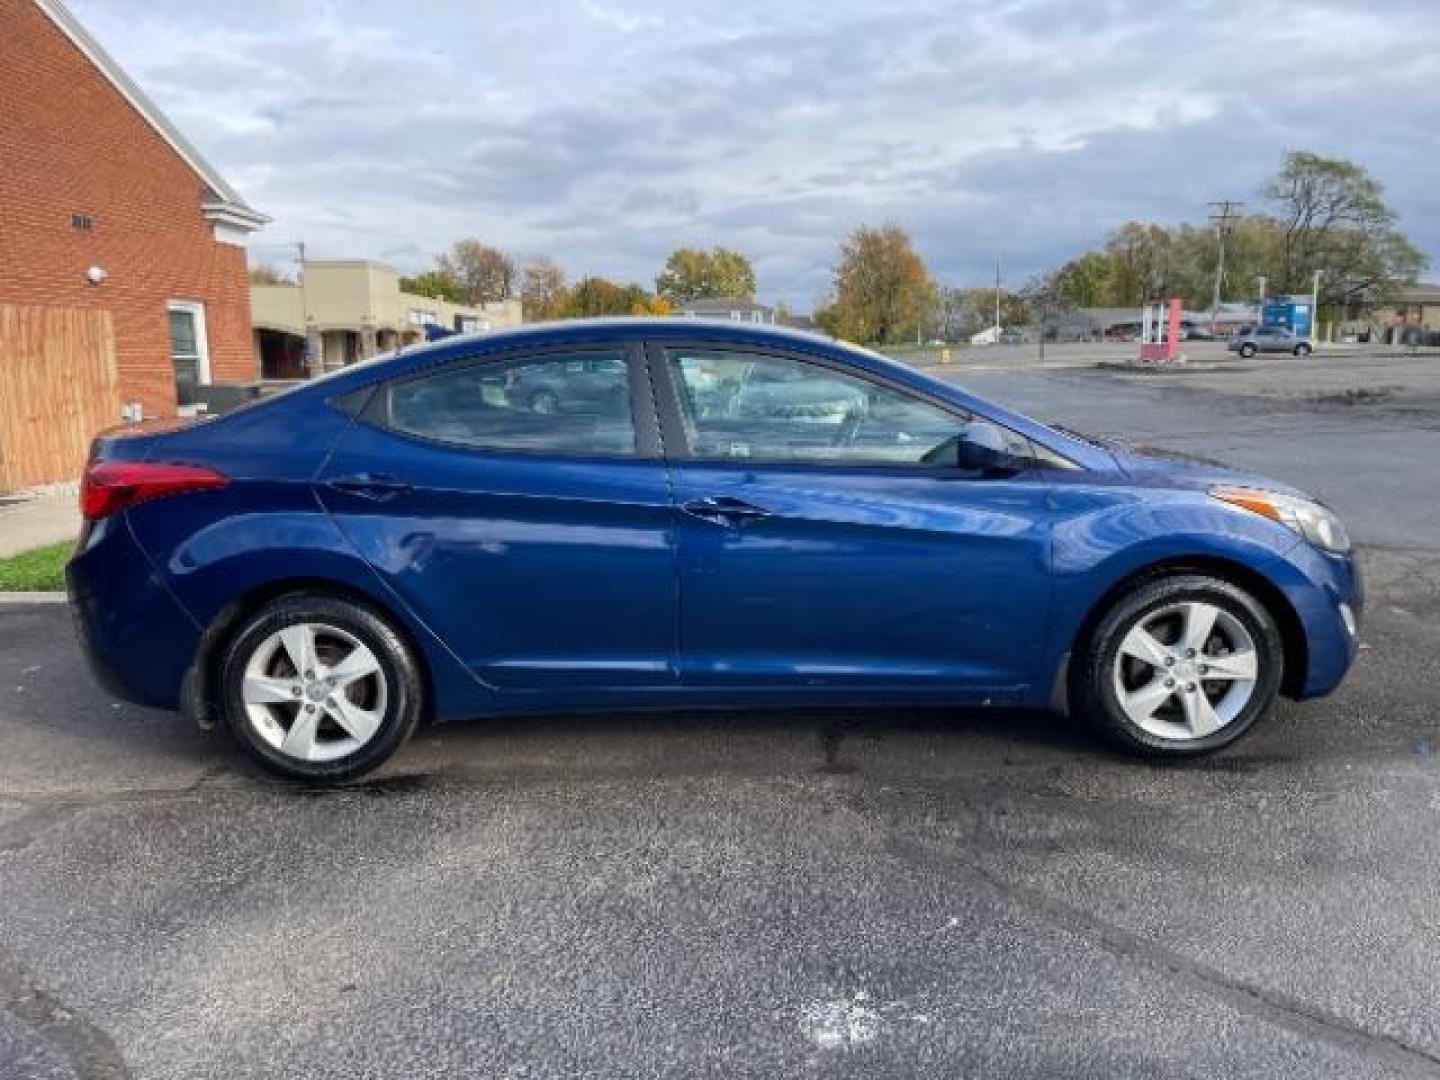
[167, 300, 210, 401]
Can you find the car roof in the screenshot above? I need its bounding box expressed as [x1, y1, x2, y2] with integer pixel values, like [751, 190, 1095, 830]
[400, 317, 849, 358]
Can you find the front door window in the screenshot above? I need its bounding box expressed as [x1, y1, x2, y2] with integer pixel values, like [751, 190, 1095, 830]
[666, 349, 964, 465]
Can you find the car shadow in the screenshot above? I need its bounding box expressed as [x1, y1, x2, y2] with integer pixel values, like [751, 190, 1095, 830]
[271, 704, 1110, 794]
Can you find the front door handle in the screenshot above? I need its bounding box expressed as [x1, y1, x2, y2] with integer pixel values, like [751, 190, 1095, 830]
[681, 495, 772, 527]
[326, 473, 413, 502]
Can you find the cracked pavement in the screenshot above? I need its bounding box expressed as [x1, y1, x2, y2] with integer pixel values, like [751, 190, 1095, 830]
[3, 355, 1440, 1078]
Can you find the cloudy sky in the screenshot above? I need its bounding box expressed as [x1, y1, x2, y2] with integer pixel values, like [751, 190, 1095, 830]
[72, 0, 1440, 310]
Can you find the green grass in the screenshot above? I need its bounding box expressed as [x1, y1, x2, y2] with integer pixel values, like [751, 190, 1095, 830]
[0, 541, 71, 592]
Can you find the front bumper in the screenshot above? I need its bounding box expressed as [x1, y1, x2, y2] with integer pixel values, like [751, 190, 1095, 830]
[1270, 541, 1363, 700]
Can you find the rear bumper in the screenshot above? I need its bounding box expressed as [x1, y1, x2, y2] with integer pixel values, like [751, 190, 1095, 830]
[66, 516, 200, 710]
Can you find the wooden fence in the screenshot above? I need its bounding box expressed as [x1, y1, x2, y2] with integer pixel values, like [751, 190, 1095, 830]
[0, 304, 120, 492]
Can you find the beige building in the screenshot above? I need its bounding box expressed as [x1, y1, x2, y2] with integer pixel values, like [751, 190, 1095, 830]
[250, 260, 522, 379]
[1379, 284, 1440, 343]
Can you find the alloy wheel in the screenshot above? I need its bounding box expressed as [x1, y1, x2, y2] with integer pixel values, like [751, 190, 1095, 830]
[1111, 601, 1259, 741]
[241, 622, 388, 763]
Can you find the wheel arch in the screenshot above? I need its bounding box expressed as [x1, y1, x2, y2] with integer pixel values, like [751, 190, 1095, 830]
[1060, 554, 1309, 706]
[183, 576, 436, 730]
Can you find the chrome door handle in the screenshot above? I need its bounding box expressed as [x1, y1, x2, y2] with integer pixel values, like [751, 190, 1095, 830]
[681, 496, 771, 527]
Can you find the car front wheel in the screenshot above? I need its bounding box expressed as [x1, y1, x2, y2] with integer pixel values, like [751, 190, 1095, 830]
[1293, 343, 1312, 356]
[1238, 344, 1256, 358]
[1073, 574, 1284, 758]
[219, 595, 423, 782]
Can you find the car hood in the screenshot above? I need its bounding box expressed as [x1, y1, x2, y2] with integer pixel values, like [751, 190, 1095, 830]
[1105, 441, 1311, 499]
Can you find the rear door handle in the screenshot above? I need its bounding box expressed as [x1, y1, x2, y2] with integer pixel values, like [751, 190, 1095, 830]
[681, 495, 772, 527]
[326, 473, 413, 502]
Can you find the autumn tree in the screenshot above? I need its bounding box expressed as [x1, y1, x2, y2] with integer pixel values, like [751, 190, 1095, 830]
[1052, 252, 1113, 308]
[830, 224, 934, 344]
[399, 268, 465, 302]
[560, 277, 663, 317]
[562, 277, 623, 317]
[1042, 153, 1425, 316]
[248, 264, 292, 285]
[519, 256, 569, 321]
[632, 295, 672, 317]
[812, 300, 842, 338]
[439, 239, 516, 304]
[655, 247, 757, 302]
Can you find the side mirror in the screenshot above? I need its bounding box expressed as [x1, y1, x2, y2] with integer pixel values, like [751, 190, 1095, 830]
[956, 420, 1029, 476]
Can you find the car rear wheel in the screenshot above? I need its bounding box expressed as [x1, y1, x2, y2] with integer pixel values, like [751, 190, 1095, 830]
[1073, 574, 1284, 758]
[1238, 344, 1256, 358]
[1293, 343, 1312, 356]
[219, 595, 422, 782]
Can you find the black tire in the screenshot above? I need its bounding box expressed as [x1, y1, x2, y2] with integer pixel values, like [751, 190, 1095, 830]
[1072, 574, 1284, 758]
[1293, 343, 1312, 356]
[219, 595, 423, 782]
[1238, 344, 1256, 358]
[529, 389, 560, 415]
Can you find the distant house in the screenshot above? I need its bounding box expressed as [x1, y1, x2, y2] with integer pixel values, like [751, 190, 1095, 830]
[673, 298, 775, 324]
[777, 313, 822, 334]
[250, 260, 523, 380]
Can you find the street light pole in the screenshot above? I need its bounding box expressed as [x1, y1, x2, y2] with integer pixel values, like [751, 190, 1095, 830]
[1255, 274, 1266, 329]
[1311, 269, 1322, 346]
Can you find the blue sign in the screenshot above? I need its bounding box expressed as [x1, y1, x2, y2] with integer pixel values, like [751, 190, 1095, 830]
[1262, 298, 1313, 338]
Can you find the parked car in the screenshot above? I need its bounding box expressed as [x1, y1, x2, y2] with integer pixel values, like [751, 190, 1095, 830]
[1228, 326, 1313, 357]
[505, 354, 629, 415]
[69, 320, 1361, 782]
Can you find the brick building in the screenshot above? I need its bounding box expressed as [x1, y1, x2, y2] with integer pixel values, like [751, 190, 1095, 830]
[0, 0, 266, 420]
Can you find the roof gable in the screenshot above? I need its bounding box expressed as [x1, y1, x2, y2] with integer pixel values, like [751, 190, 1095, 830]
[34, 0, 267, 232]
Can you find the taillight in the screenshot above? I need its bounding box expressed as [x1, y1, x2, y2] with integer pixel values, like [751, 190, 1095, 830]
[80, 462, 229, 520]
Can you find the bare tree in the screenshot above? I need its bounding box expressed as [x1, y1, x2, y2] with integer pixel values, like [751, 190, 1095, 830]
[519, 256, 569, 321]
[1263, 151, 1425, 302]
[439, 239, 517, 305]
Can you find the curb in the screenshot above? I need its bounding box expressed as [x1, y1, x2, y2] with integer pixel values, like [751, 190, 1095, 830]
[0, 592, 67, 604]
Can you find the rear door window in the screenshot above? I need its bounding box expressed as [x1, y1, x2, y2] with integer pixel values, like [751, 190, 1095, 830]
[377, 350, 636, 455]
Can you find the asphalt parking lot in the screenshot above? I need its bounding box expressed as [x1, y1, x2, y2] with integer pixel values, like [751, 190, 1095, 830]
[3, 348, 1440, 1078]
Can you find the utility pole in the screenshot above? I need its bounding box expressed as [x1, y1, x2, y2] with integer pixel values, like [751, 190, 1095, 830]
[1207, 200, 1243, 336]
[1255, 274, 1266, 329]
[994, 258, 1002, 342]
[296, 239, 324, 379]
[1311, 269, 1322, 346]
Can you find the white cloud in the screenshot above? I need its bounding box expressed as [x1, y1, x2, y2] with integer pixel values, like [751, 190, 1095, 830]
[69, 0, 1440, 309]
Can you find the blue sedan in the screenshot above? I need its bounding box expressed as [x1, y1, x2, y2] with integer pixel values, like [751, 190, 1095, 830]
[67, 320, 1362, 781]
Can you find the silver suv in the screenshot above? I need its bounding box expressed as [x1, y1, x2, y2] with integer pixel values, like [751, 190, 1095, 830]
[1228, 326, 1313, 358]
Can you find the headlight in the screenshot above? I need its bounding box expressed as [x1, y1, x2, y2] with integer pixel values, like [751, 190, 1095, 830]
[1210, 486, 1351, 553]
